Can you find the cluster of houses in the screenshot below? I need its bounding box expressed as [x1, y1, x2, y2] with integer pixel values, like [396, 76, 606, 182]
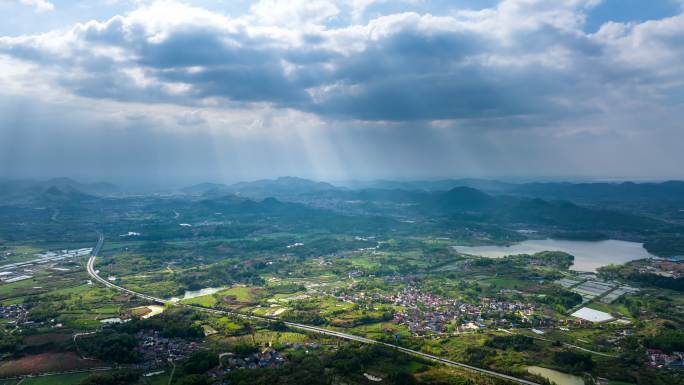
[0, 304, 27, 326]
[332, 285, 545, 335]
[646, 349, 684, 369]
[133, 329, 200, 370]
[638, 259, 683, 279]
[202, 346, 289, 382]
[386, 287, 536, 335]
[220, 347, 286, 370]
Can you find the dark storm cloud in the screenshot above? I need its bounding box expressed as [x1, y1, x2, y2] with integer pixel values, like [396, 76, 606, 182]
[1, 0, 684, 182]
[306, 28, 572, 121]
[6, 1, 672, 123]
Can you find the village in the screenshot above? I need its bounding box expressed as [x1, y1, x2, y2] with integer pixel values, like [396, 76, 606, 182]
[333, 285, 539, 335]
[131, 328, 290, 377]
[646, 349, 684, 370]
[220, 346, 287, 370]
[387, 286, 538, 334]
[133, 329, 201, 370]
[637, 259, 683, 279]
[0, 304, 28, 327]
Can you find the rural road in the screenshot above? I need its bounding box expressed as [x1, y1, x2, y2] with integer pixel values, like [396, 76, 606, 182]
[1, 367, 114, 382]
[87, 232, 540, 385]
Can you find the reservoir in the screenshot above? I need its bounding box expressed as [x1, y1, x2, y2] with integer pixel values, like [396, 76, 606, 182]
[526, 366, 584, 385]
[453, 239, 656, 272]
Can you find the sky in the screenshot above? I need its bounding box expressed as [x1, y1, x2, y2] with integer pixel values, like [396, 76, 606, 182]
[1, 0, 683, 186]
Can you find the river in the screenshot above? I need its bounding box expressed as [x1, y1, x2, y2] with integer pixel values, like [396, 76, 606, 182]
[453, 239, 656, 272]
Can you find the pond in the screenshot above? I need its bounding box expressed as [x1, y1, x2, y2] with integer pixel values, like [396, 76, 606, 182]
[142, 305, 165, 319]
[526, 366, 585, 385]
[453, 239, 656, 272]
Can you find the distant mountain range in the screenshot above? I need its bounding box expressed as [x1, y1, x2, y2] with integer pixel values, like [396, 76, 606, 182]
[0, 177, 117, 206]
[176, 183, 664, 236]
[182, 177, 339, 200]
[4, 176, 684, 221]
[344, 178, 684, 205]
[180, 178, 684, 219]
[343, 178, 515, 193]
[1, 176, 682, 255]
[181, 177, 684, 203]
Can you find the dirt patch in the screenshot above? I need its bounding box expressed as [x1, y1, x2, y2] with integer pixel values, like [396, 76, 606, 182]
[221, 295, 239, 304]
[330, 318, 355, 327]
[22, 333, 72, 347]
[112, 294, 131, 302]
[130, 305, 164, 319]
[0, 352, 103, 376]
[130, 306, 152, 317]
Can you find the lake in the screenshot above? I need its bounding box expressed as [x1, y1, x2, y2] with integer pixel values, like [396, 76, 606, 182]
[453, 239, 656, 272]
[527, 366, 585, 385]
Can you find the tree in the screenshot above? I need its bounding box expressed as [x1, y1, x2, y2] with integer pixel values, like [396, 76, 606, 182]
[175, 374, 211, 385]
[79, 332, 140, 363]
[183, 351, 219, 375]
[79, 370, 139, 385]
[553, 351, 594, 373]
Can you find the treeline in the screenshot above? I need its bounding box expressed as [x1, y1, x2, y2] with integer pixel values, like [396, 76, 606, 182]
[600, 264, 684, 292]
[625, 272, 683, 292]
[503, 251, 574, 269]
[78, 371, 140, 385]
[552, 350, 594, 373]
[485, 335, 537, 351]
[80, 308, 204, 364]
[117, 308, 205, 338]
[644, 329, 684, 354]
[78, 331, 140, 363]
[73, 344, 492, 385]
[643, 235, 684, 258]
[0, 329, 21, 354]
[536, 286, 583, 311]
[226, 345, 421, 385]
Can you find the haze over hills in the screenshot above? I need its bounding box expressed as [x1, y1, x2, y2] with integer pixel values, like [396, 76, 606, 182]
[182, 177, 340, 200]
[2, 176, 682, 255]
[3, 1, 684, 384]
[4, 176, 684, 211]
[179, 177, 684, 217]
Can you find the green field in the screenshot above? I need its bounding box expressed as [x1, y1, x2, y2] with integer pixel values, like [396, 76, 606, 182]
[20, 372, 94, 385]
[1, 176, 683, 385]
[219, 287, 253, 301]
[139, 372, 172, 385]
[181, 294, 217, 307]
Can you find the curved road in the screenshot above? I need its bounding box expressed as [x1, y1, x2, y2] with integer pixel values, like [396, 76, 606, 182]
[86, 233, 539, 385]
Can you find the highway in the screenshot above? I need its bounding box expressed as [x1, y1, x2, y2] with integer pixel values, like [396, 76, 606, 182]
[86, 233, 540, 385]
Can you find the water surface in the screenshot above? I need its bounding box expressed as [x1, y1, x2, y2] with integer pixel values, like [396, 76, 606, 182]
[169, 287, 225, 302]
[453, 239, 656, 272]
[526, 366, 584, 385]
[142, 305, 165, 319]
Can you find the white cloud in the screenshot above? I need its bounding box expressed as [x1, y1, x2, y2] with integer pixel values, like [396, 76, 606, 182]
[1, 0, 681, 180]
[249, 0, 340, 27]
[0, 0, 683, 139]
[0, 0, 681, 125]
[19, 0, 54, 12]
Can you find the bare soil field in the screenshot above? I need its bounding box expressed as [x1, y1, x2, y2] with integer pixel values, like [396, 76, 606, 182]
[22, 333, 72, 347]
[0, 352, 102, 377]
